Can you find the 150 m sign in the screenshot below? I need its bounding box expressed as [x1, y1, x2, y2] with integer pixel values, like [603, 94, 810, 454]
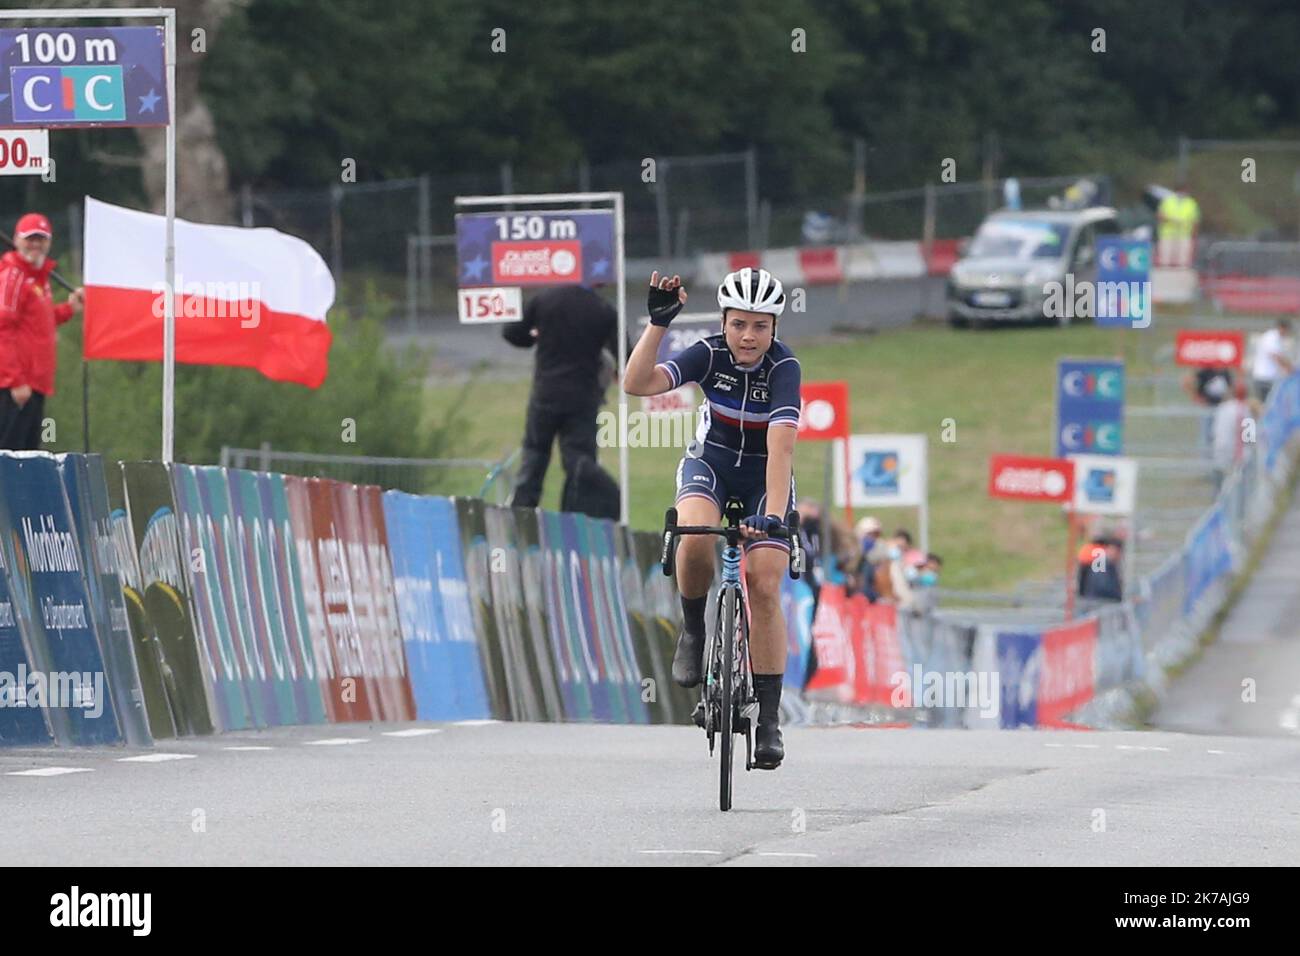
[458, 287, 523, 325]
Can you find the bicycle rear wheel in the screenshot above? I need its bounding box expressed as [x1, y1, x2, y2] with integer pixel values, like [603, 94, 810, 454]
[719, 585, 736, 812]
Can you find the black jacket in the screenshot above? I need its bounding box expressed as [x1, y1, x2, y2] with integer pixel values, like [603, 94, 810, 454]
[502, 285, 628, 405]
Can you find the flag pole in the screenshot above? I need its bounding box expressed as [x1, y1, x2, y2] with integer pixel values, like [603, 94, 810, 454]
[162, 9, 177, 463]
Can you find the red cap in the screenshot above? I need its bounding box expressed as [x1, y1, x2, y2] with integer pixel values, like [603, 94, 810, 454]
[15, 213, 52, 239]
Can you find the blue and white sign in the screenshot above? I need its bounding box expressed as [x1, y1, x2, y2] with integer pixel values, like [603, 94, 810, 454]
[1070, 453, 1137, 516]
[833, 434, 927, 508]
[1056, 359, 1124, 457]
[1095, 237, 1151, 328]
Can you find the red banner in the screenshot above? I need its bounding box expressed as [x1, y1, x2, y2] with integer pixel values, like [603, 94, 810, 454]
[798, 381, 850, 440]
[851, 597, 905, 708]
[1036, 618, 1097, 727]
[806, 584, 854, 700]
[988, 454, 1074, 503]
[1175, 329, 1245, 368]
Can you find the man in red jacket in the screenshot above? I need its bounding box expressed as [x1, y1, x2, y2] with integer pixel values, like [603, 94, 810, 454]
[0, 213, 84, 450]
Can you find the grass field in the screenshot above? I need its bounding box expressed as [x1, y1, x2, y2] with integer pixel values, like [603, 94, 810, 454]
[425, 318, 1172, 592]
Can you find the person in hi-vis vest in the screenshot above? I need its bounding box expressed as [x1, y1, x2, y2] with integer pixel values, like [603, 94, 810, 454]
[1157, 181, 1200, 268]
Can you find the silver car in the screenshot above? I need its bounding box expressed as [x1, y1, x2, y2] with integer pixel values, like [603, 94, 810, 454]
[947, 207, 1121, 328]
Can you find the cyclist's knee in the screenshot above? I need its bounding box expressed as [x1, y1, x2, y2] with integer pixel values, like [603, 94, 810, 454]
[744, 554, 785, 606]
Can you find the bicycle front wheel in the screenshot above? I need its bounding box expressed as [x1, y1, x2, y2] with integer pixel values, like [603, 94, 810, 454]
[719, 585, 736, 812]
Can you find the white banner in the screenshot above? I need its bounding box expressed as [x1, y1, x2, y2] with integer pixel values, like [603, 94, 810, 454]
[1071, 454, 1138, 515]
[833, 433, 928, 508]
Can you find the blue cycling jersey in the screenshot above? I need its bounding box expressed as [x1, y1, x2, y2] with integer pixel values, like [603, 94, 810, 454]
[656, 333, 801, 466]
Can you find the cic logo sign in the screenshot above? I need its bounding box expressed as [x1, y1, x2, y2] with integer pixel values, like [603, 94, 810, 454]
[11, 66, 125, 123]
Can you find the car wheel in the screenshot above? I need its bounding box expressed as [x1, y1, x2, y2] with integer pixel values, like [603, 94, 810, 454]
[948, 313, 969, 329]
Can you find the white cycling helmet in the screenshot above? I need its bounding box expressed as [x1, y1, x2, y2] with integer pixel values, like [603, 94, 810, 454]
[717, 267, 786, 318]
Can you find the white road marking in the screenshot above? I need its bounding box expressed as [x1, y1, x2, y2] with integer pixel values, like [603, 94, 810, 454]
[453, 720, 500, 727]
[637, 849, 722, 856]
[1073, 744, 1101, 749]
[756, 852, 818, 858]
[223, 745, 274, 751]
[305, 737, 370, 746]
[8, 767, 94, 777]
[1044, 743, 1065, 748]
[119, 753, 197, 762]
[1207, 749, 1227, 754]
[1115, 745, 1170, 752]
[383, 728, 443, 737]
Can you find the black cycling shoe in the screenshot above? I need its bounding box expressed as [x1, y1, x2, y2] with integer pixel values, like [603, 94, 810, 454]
[753, 720, 784, 769]
[672, 628, 705, 687]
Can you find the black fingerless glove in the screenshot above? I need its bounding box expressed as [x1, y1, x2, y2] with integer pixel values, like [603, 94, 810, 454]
[648, 285, 684, 327]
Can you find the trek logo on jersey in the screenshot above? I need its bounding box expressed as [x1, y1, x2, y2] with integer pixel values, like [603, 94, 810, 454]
[10, 66, 126, 123]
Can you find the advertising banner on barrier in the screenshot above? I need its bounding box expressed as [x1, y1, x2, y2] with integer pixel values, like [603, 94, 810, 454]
[455, 497, 510, 719]
[171, 465, 254, 731]
[329, 482, 411, 721]
[0, 476, 52, 746]
[60, 455, 152, 746]
[805, 584, 854, 700]
[105, 463, 176, 738]
[631, 528, 695, 723]
[1183, 505, 1232, 614]
[513, 507, 565, 721]
[304, 478, 369, 721]
[851, 596, 906, 708]
[1036, 618, 1097, 727]
[283, 477, 341, 720]
[617, 525, 676, 724]
[0, 453, 120, 745]
[121, 462, 214, 736]
[484, 505, 552, 721]
[229, 469, 304, 725]
[779, 571, 815, 691]
[382, 492, 489, 721]
[538, 509, 595, 720]
[995, 630, 1041, 728]
[588, 517, 648, 724]
[261, 473, 326, 724]
[356, 485, 415, 721]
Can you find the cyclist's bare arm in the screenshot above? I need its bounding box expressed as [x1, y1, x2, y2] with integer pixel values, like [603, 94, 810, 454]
[741, 424, 796, 539]
[624, 271, 687, 396]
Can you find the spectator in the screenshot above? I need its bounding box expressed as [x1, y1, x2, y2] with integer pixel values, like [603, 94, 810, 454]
[0, 213, 85, 451]
[869, 528, 913, 605]
[1212, 380, 1256, 490]
[502, 283, 628, 509]
[1157, 179, 1200, 268]
[1250, 318, 1295, 403]
[907, 553, 943, 617]
[1077, 536, 1123, 602]
[853, 516, 883, 600]
[795, 498, 824, 598]
[1183, 364, 1234, 448]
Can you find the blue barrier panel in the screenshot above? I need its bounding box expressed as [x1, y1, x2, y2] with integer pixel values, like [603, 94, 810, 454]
[121, 461, 215, 736]
[561, 512, 614, 722]
[616, 525, 676, 724]
[0, 470, 52, 746]
[995, 630, 1041, 728]
[538, 510, 592, 720]
[230, 469, 301, 725]
[61, 455, 152, 747]
[172, 465, 253, 732]
[588, 518, 647, 723]
[262, 473, 326, 725]
[1183, 506, 1231, 615]
[383, 492, 491, 721]
[0, 453, 120, 745]
[780, 573, 815, 690]
[512, 507, 565, 721]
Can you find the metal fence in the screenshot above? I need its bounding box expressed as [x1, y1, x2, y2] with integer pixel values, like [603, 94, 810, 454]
[219, 446, 519, 503]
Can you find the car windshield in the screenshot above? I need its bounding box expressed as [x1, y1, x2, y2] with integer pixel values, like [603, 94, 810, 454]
[968, 220, 1071, 260]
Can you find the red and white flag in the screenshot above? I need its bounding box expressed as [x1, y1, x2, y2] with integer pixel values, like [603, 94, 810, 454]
[83, 197, 334, 387]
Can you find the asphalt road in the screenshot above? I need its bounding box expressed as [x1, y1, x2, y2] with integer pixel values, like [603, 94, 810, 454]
[4, 720, 1297, 866]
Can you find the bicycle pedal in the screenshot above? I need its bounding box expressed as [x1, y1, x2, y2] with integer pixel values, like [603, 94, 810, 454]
[691, 701, 707, 729]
